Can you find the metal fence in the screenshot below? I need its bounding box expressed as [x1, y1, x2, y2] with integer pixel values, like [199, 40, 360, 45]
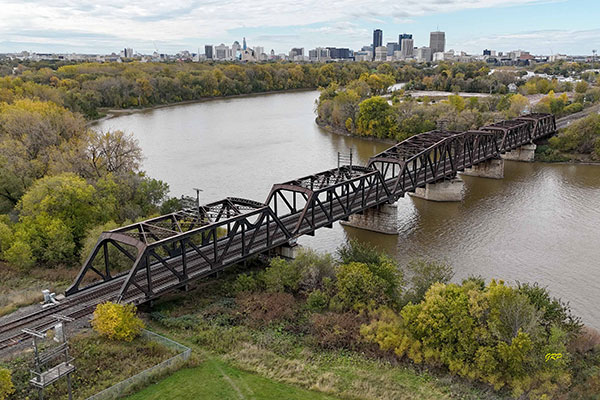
[86, 330, 191, 400]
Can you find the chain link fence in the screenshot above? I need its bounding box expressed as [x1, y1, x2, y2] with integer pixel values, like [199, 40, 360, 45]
[86, 330, 191, 400]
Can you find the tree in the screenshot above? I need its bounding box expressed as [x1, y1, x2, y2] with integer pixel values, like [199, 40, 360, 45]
[575, 80, 589, 94]
[18, 173, 108, 248]
[86, 130, 143, 178]
[356, 96, 399, 139]
[92, 302, 144, 341]
[0, 367, 14, 400]
[507, 94, 530, 118]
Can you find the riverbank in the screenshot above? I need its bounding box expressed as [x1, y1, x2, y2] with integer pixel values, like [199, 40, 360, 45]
[90, 88, 316, 126]
[315, 118, 396, 145]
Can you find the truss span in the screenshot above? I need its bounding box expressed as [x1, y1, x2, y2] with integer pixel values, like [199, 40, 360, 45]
[65, 113, 556, 305]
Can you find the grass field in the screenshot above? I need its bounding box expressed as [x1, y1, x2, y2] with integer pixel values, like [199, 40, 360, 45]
[126, 358, 338, 400]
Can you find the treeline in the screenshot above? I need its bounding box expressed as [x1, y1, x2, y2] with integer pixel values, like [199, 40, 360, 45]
[0, 99, 174, 269]
[538, 113, 600, 161]
[0, 61, 389, 118]
[317, 78, 529, 141]
[154, 241, 600, 399]
[318, 73, 600, 141]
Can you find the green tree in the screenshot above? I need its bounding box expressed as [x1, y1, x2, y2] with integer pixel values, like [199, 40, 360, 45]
[0, 367, 14, 400]
[18, 173, 108, 249]
[356, 96, 398, 139]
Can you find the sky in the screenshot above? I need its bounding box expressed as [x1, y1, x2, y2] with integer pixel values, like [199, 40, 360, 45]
[0, 0, 598, 56]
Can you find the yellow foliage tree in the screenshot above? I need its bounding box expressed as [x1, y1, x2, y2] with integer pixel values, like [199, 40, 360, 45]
[0, 367, 14, 400]
[92, 302, 144, 342]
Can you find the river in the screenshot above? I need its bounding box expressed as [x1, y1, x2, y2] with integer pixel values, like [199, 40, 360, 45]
[96, 90, 600, 329]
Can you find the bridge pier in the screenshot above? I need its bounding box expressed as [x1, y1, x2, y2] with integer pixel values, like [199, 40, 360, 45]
[410, 178, 464, 202]
[274, 242, 300, 259]
[461, 158, 504, 179]
[501, 143, 536, 162]
[340, 203, 399, 235]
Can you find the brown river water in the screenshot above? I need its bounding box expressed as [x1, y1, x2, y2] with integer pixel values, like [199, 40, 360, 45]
[96, 90, 600, 329]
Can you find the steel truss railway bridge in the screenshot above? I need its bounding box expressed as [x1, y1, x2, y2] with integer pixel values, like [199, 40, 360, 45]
[0, 113, 556, 349]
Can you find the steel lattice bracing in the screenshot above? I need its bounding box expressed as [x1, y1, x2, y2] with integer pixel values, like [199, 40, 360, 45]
[66, 113, 557, 305]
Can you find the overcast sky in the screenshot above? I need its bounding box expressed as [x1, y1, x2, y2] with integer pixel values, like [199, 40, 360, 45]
[0, 0, 598, 55]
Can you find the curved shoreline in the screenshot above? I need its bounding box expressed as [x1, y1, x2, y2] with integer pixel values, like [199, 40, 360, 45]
[314, 118, 396, 145]
[89, 88, 316, 125]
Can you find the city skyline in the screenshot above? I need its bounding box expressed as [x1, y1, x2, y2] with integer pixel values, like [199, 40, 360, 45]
[0, 0, 598, 55]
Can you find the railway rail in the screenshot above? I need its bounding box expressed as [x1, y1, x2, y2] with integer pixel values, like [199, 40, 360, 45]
[0, 113, 557, 352]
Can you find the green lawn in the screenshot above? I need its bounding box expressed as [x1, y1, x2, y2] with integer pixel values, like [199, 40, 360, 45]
[126, 358, 338, 400]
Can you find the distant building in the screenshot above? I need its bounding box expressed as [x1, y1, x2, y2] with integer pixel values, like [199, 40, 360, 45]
[386, 42, 400, 56]
[416, 47, 432, 62]
[372, 29, 383, 60]
[232, 41, 241, 58]
[374, 46, 387, 62]
[309, 47, 330, 61]
[429, 31, 446, 54]
[398, 34, 412, 50]
[215, 43, 232, 60]
[289, 47, 304, 58]
[354, 51, 371, 62]
[241, 48, 257, 62]
[327, 47, 352, 60]
[243, 37, 247, 50]
[483, 49, 492, 56]
[400, 38, 414, 58]
[205, 45, 213, 59]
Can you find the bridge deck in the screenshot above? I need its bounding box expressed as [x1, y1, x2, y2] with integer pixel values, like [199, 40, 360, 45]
[64, 113, 556, 306]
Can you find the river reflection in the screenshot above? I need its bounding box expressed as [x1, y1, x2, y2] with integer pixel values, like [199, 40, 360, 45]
[96, 90, 600, 329]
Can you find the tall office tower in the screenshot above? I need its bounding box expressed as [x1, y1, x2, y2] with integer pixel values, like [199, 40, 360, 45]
[400, 38, 414, 58]
[372, 29, 383, 60]
[398, 34, 412, 50]
[243, 37, 247, 50]
[205, 45, 213, 59]
[429, 31, 446, 54]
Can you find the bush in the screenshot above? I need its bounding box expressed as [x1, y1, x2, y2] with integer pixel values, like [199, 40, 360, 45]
[0, 367, 14, 400]
[236, 292, 297, 328]
[260, 257, 302, 294]
[337, 239, 383, 265]
[232, 272, 262, 294]
[310, 311, 365, 350]
[403, 259, 454, 305]
[3, 240, 35, 270]
[92, 302, 144, 341]
[363, 280, 572, 399]
[306, 289, 329, 312]
[0, 221, 13, 257]
[334, 262, 389, 310]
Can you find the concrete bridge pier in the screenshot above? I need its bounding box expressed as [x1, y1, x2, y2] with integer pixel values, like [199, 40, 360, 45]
[340, 203, 399, 235]
[501, 143, 536, 162]
[461, 158, 504, 179]
[274, 241, 300, 259]
[409, 177, 465, 202]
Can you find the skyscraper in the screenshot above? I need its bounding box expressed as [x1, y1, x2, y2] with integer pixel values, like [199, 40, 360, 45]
[243, 37, 247, 50]
[400, 39, 414, 58]
[429, 31, 446, 54]
[398, 34, 412, 50]
[205, 45, 213, 59]
[372, 29, 382, 60]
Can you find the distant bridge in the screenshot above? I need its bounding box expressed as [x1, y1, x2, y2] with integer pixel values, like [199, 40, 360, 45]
[63, 113, 556, 306]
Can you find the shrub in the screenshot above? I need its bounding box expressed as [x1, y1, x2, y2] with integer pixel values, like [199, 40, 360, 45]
[337, 239, 383, 265]
[402, 259, 454, 305]
[334, 262, 388, 310]
[310, 311, 365, 350]
[0, 221, 13, 257]
[3, 240, 35, 270]
[295, 249, 335, 292]
[260, 257, 302, 294]
[91, 302, 144, 341]
[236, 292, 297, 328]
[363, 280, 572, 399]
[0, 367, 14, 400]
[306, 289, 329, 312]
[232, 272, 262, 294]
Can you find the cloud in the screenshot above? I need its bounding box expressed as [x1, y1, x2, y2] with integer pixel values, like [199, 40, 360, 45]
[0, 0, 560, 53]
[455, 28, 600, 54]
